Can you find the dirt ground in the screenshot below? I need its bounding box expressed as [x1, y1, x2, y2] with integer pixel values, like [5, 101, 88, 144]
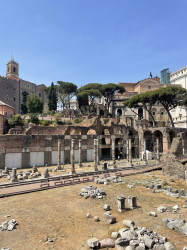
[0, 170, 187, 250]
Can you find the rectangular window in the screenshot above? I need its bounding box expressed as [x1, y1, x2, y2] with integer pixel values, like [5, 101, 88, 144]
[5, 112, 7, 117]
[152, 111, 156, 116]
[39, 93, 41, 98]
[148, 86, 151, 89]
[161, 112, 164, 115]
[14, 97, 16, 101]
[28, 84, 29, 88]
[10, 114, 12, 118]
[14, 87, 16, 91]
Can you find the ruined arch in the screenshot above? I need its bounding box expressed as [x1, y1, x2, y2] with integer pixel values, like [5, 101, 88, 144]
[138, 108, 143, 120]
[154, 130, 163, 152]
[144, 131, 153, 151]
[87, 129, 97, 135]
[117, 108, 122, 117]
[102, 129, 110, 135]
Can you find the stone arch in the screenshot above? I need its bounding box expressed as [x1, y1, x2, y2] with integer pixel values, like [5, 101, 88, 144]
[117, 108, 122, 117]
[144, 130, 153, 151]
[102, 129, 110, 135]
[153, 130, 163, 152]
[168, 130, 176, 149]
[87, 129, 97, 135]
[138, 108, 143, 120]
[70, 128, 76, 135]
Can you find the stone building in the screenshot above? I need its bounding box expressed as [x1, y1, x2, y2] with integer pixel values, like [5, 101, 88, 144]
[0, 101, 14, 134]
[110, 77, 169, 126]
[0, 58, 48, 114]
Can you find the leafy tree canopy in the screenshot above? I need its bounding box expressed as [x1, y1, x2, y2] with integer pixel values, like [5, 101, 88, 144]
[26, 94, 44, 114]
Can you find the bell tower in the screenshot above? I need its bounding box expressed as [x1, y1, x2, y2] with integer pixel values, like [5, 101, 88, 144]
[6, 57, 19, 79]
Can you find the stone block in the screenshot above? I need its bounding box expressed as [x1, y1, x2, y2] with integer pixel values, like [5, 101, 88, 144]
[100, 238, 115, 248]
[164, 242, 176, 250]
[179, 223, 187, 236]
[115, 238, 129, 247]
[87, 238, 99, 248]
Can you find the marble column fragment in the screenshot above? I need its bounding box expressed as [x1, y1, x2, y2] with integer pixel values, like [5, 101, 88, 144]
[97, 139, 100, 165]
[94, 139, 98, 171]
[57, 139, 61, 168]
[128, 139, 133, 166]
[71, 139, 76, 174]
[79, 139, 83, 167]
[128, 196, 137, 209]
[117, 196, 126, 212]
[11, 168, 18, 183]
[156, 138, 160, 161]
[112, 138, 117, 168]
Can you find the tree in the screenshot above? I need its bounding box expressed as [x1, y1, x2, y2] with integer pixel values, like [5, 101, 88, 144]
[153, 85, 187, 127]
[77, 83, 102, 112]
[101, 83, 125, 116]
[124, 91, 157, 126]
[26, 94, 44, 113]
[46, 82, 58, 111]
[8, 114, 24, 128]
[21, 91, 29, 114]
[57, 81, 77, 118]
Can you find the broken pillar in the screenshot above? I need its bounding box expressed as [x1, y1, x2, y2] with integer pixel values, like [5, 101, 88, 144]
[112, 138, 117, 169]
[79, 139, 83, 167]
[128, 139, 133, 167]
[57, 139, 61, 169]
[71, 139, 76, 174]
[117, 196, 126, 212]
[128, 196, 137, 209]
[156, 138, 160, 161]
[97, 138, 100, 165]
[144, 140, 147, 164]
[11, 168, 18, 182]
[126, 140, 129, 161]
[93, 139, 98, 171]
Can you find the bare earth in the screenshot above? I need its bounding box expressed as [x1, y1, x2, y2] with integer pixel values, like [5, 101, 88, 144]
[0, 170, 187, 250]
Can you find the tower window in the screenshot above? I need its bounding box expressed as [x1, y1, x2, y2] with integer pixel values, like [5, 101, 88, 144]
[14, 97, 16, 101]
[13, 67, 16, 73]
[38, 93, 41, 98]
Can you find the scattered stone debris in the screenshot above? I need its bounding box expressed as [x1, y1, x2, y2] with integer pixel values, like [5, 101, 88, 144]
[149, 211, 157, 217]
[1, 248, 11, 250]
[94, 216, 100, 222]
[88, 220, 176, 249]
[95, 176, 122, 185]
[86, 213, 92, 218]
[157, 206, 167, 213]
[103, 204, 110, 211]
[163, 218, 187, 236]
[79, 186, 106, 199]
[105, 215, 116, 224]
[40, 236, 55, 244]
[127, 184, 134, 188]
[43, 168, 50, 178]
[0, 219, 18, 231]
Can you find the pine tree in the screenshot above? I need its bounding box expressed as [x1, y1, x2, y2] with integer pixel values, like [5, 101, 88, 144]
[48, 82, 58, 111]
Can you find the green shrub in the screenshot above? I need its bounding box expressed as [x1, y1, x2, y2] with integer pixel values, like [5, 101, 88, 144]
[40, 120, 51, 126]
[117, 116, 120, 124]
[66, 121, 72, 125]
[29, 114, 39, 124]
[74, 118, 83, 124]
[104, 118, 109, 124]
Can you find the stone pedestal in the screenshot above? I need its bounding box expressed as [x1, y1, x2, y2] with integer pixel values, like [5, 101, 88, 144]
[79, 139, 83, 167]
[112, 138, 117, 169]
[11, 168, 18, 182]
[93, 139, 98, 171]
[71, 139, 76, 174]
[117, 196, 126, 212]
[128, 196, 137, 209]
[43, 168, 49, 178]
[57, 139, 61, 168]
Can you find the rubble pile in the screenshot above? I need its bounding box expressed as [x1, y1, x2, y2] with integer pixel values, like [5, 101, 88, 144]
[95, 176, 122, 185]
[79, 186, 106, 199]
[163, 218, 187, 236]
[0, 219, 18, 231]
[88, 220, 176, 249]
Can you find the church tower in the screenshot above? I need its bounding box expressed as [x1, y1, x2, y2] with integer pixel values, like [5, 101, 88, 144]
[5, 58, 19, 79]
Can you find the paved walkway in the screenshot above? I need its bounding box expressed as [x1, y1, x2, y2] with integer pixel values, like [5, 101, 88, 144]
[0, 165, 161, 198]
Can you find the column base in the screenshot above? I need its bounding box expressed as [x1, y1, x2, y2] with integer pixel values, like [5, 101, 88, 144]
[118, 209, 125, 213]
[70, 170, 76, 175]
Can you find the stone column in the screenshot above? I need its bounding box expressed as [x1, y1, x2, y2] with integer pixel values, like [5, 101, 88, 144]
[128, 139, 133, 167]
[117, 196, 126, 212]
[112, 138, 117, 168]
[97, 139, 100, 165]
[126, 140, 129, 161]
[57, 139, 61, 169]
[79, 139, 83, 167]
[11, 168, 18, 183]
[144, 140, 147, 164]
[128, 196, 137, 209]
[156, 138, 160, 160]
[93, 139, 98, 171]
[139, 138, 142, 160]
[71, 139, 76, 174]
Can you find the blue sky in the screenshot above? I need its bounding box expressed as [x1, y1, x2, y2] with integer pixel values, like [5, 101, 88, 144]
[0, 0, 187, 87]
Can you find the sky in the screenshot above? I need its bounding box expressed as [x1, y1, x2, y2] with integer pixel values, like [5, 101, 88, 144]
[0, 0, 187, 88]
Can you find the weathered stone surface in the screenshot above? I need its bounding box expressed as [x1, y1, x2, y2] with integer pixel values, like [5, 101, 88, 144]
[179, 223, 187, 236]
[111, 232, 119, 239]
[103, 211, 111, 218]
[117, 196, 126, 212]
[94, 216, 100, 222]
[123, 219, 135, 228]
[100, 238, 115, 248]
[157, 206, 167, 213]
[103, 204, 110, 211]
[149, 211, 157, 217]
[144, 234, 155, 249]
[164, 241, 176, 250]
[115, 238, 129, 247]
[87, 238, 99, 248]
[105, 215, 116, 224]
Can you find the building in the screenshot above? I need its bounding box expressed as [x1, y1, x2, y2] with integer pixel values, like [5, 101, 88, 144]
[0, 58, 48, 114]
[0, 101, 14, 134]
[169, 66, 187, 128]
[111, 77, 168, 125]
